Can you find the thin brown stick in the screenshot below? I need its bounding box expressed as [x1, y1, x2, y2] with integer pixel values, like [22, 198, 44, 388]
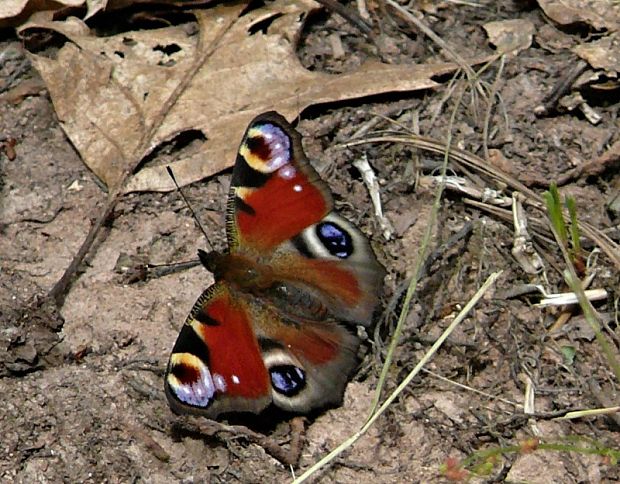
[176, 415, 306, 467]
[556, 139, 620, 185]
[534, 60, 588, 117]
[315, 0, 373, 36]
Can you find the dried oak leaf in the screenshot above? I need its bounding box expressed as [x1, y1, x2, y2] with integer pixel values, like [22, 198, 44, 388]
[0, 0, 209, 27]
[537, 0, 619, 32]
[573, 33, 620, 72]
[22, 0, 478, 192]
[1, 0, 80, 28]
[483, 19, 535, 55]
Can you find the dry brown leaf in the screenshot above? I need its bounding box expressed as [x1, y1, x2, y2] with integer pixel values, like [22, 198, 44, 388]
[483, 19, 535, 55]
[0, 0, 209, 27]
[22, 0, 482, 192]
[537, 0, 620, 32]
[1, 0, 80, 28]
[573, 33, 620, 72]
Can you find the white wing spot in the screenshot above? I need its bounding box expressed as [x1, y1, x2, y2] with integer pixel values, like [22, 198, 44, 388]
[213, 373, 227, 392]
[278, 165, 296, 180]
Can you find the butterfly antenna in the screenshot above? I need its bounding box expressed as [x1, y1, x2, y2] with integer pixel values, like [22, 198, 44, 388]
[166, 166, 213, 251]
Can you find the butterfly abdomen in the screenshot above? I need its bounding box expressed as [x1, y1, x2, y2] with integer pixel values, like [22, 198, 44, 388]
[267, 282, 331, 322]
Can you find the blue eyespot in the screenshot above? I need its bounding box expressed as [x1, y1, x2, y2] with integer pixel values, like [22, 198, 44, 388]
[316, 221, 353, 258]
[270, 365, 306, 396]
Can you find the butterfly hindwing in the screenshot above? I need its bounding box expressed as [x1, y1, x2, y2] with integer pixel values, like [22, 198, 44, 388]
[165, 283, 360, 417]
[269, 211, 385, 325]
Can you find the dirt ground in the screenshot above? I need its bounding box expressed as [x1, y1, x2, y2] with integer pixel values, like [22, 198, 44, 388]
[1, 1, 619, 482]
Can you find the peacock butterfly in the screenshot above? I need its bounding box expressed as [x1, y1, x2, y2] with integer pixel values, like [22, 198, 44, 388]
[164, 111, 385, 418]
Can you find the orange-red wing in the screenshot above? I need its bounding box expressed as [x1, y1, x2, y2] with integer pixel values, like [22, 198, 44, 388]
[227, 111, 333, 252]
[165, 284, 271, 417]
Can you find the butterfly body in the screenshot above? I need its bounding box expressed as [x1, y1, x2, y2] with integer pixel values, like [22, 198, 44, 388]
[165, 112, 384, 418]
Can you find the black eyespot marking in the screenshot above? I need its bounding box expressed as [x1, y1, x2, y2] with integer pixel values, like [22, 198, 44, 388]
[245, 135, 271, 160]
[316, 221, 353, 258]
[258, 337, 284, 352]
[270, 365, 306, 396]
[230, 153, 270, 188]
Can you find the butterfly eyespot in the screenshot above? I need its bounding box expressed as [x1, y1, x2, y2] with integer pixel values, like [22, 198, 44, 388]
[243, 123, 291, 173]
[167, 353, 225, 408]
[316, 221, 353, 259]
[270, 365, 306, 396]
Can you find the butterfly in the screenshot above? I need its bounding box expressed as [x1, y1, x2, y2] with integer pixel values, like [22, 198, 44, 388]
[164, 111, 385, 418]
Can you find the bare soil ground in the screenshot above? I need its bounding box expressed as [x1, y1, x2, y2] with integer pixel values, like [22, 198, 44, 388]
[1, 1, 619, 482]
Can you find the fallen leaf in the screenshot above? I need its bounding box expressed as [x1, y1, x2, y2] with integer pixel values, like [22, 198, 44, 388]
[483, 19, 535, 54]
[536, 0, 619, 32]
[22, 0, 487, 192]
[0, 0, 209, 27]
[0, 0, 80, 28]
[573, 33, 620, 72]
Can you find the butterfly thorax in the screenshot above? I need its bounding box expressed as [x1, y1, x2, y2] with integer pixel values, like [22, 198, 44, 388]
[199, 249, 275, 292]
[198, 249, 331, 321]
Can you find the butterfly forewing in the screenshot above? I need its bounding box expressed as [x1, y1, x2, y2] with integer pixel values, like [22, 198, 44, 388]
[227, 111, 333, 252]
